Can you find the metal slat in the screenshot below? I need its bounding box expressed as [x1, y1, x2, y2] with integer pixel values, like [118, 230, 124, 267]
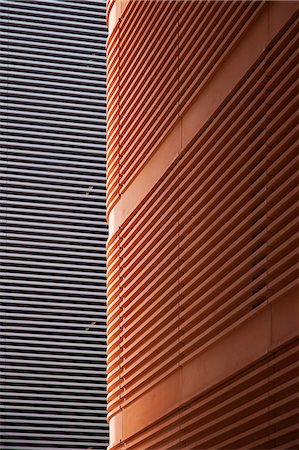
[0, 1, 108, 449]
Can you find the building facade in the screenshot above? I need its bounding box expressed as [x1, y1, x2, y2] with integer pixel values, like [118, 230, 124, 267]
[0, 1, 108, 448]
[106, 1, 299, 448]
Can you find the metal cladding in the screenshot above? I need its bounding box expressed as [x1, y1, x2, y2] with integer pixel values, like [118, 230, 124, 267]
[0, 1, 108, 449]
[106, 1, 299, 449]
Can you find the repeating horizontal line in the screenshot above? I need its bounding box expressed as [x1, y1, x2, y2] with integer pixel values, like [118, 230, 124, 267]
[106, 2, 298, 427]
[1, 0, 108, 447]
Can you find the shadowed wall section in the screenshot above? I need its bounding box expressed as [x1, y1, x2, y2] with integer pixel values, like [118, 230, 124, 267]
[0, 1, 108, 448]
[106, 1, 299, 448]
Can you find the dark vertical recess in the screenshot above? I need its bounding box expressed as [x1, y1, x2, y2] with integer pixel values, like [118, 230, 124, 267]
[0, 1, 108, 448]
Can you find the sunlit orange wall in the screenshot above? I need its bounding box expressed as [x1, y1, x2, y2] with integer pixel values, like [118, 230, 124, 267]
[106, 1, 299, 448]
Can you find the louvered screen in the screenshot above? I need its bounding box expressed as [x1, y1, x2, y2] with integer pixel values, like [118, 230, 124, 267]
[0, 1, 108, 449]
[106, 2, 298, 447]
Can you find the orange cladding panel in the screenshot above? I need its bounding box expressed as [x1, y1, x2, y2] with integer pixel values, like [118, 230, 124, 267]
[106, 1, 299, 449]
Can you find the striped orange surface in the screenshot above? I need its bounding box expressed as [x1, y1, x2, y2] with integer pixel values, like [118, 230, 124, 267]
[106, 1, 299, 448]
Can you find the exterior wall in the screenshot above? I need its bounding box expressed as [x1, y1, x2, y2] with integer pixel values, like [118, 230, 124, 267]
[106, 1, 299, 449]
[0, 1, 108, 448]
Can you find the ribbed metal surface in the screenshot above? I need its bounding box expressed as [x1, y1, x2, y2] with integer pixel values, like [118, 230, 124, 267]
[108, 30, 298, 412]
[0, 1, 108, 449]
[106, 1, 264, 216]
[106, 1, 298, 448]
[122, 339, 299, 450]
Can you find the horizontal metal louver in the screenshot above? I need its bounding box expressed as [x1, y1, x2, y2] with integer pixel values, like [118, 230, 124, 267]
[106, 2, 298, 447]
[0, 1, 108, 449]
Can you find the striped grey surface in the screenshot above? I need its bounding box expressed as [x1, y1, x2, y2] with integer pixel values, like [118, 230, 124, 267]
[0, 1, 109, 448]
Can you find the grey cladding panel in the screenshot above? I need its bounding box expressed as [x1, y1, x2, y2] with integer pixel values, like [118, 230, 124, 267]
[0, 1, 109, 448]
